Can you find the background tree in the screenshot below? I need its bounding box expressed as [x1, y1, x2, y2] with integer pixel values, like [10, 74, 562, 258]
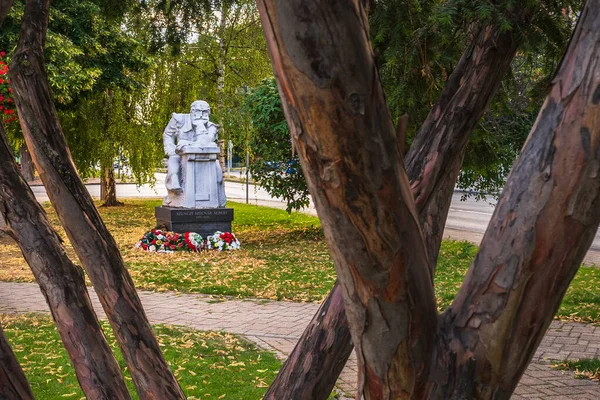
[131, 0, 272, 159]
[1, 0, 153, 203]
[373, 0, 580, 196]
[243, 78, 309, 211]
[245, 0, 579, 212]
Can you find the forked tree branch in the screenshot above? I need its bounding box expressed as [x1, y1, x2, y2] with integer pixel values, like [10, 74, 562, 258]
[439, 1, 600, 397]
[257, 0, 437, 397]
[262, 1, 534, 398]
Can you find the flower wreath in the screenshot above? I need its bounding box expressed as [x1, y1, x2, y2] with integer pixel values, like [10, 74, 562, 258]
[135, 230, 239, 252]
[134, 229, 189, 252]
[183, 232, 203, 252]
[206, 231, 241, 251]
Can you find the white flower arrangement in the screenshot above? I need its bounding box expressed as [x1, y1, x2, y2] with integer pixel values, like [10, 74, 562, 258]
[206, 231, 241, 251]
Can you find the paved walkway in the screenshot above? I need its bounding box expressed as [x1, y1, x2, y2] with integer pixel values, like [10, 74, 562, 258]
[0, 281, 599, 399]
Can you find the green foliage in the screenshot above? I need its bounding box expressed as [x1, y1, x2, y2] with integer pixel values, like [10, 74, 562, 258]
[0, 0, 149, 105]
[1, 314, 282, 399]
[131, 0, 212, 54]
[130, 0, 272, 152]
[372, 0, 461, 132]
[371, 0, 580, 196]
[2, 0, 272, 186]
[1, 0, 153, 183]
[243, 79, 310, 213]
[456, 66, 539, 198]
[60, 89, 162, 184]
[244, 1, 581, 203]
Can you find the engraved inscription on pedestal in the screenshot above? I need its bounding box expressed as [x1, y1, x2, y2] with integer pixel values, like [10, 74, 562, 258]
[155, 207, 234, 236]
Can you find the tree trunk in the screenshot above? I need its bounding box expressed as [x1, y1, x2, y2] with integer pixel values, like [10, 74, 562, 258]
[18, 145, 35, 182]
[259, 0, 599, 398]
[262, 2, 532, 398]
[7, 1, 185, 399]
[0, 206, 5, 235]
[405, 5, 533, 268]
[434, 3, 600, 396]
[0, 325, 34, 400]
[100, 163, 122, 207]
[0, 0, 13, 24]
[258, 1, 438, 397]
[216, 3, 228, 171]
[0, 121, 131, 399]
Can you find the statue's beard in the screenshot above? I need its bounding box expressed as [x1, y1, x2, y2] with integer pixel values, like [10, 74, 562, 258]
[192, 116, 209, 128]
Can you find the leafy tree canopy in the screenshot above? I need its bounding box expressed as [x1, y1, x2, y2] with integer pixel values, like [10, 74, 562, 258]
[244, 0, 580, 211]
[0, 0, 152, 183]
[243, 78, 310, 212]
[0, 0, 149, 106]
[130, 0, 272, 151]
[371, 0, 580, 196]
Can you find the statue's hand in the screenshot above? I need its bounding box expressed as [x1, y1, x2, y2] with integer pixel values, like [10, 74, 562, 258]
[175, 144, 186, 155]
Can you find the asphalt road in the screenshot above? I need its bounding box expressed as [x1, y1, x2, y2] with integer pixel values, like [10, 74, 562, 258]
[29, 174, 600, 264]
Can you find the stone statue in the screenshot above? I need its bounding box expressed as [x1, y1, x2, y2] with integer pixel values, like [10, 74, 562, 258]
[162, 100, 226, 208]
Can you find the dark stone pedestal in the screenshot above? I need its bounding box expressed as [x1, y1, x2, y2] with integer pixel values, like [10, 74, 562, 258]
[155, 207, 234, 237]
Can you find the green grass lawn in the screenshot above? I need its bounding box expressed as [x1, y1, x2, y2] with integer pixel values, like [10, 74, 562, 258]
[1, 313, 281, 399]
[0, 200, 336, 302]
[552, 358, 600, 381]
[0, 199, 599, 323]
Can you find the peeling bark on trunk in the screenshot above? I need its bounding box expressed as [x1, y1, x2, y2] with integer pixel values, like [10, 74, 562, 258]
[19, 145, 35, 182]
[262, 2, 532, 398]
[7, 1, 184, 399]
[0, 122, 131, 399]
[405, 6, 532, 268]
[435, 4, 600, 397]
[260, 0, 598, 397]
[100, 164, 122, 207]
[257, 1, 437, 398]
[0, 325, 34, 400]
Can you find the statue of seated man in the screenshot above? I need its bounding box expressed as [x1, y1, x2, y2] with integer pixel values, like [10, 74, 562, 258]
[163, 100, 226, 206]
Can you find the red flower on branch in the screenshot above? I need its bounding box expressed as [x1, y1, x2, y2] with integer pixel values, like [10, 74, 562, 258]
[0, 51, 16, 124]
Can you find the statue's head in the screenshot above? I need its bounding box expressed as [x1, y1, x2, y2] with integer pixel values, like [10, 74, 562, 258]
[190, 100, 210, 125]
